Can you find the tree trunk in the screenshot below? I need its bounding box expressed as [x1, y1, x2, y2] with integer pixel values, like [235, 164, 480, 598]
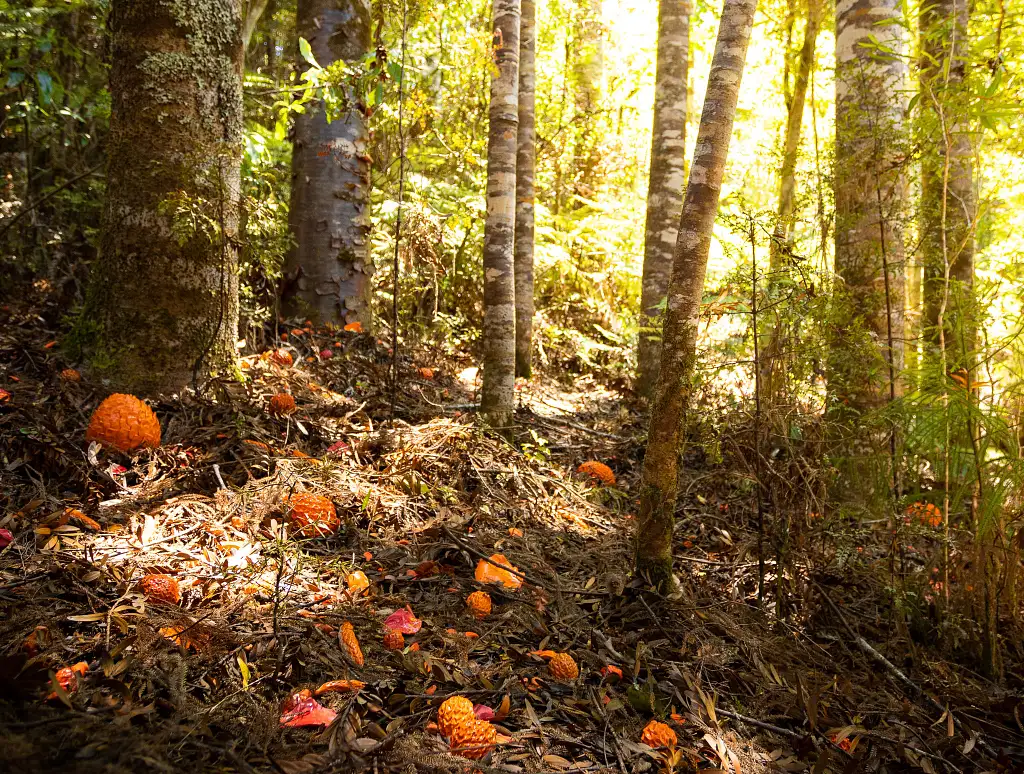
[637, 0, 691, 399]
[480, 0, 521, 432]
[514, 0, 536, 379]
[831, 0, 908, 416]
[771, 0, 819, 267]
[920, 0, 974, 371]
[572, 0, 603, 197]
[759, 0, 819, 401]
[284, 0, 372, 328]
[243, 0, 271, 52]
[75, 0, 243, 395]
[635, 0, 757, 588]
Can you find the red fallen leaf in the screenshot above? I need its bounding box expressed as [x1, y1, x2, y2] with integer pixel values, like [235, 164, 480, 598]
[44, 340, 57, 349]
[474, 704, 495, 721]
[0, 529, 12, 548]
[385, 606, 422, 634]
[280, 690, 337, 727]
[326, 440, 349, 455]
[320, 349, 333, 359]
[343, 321, 362, 333]
[529, 649, 559, 660]
[0, 389, 10, 403]
[425, 684, 437, 695]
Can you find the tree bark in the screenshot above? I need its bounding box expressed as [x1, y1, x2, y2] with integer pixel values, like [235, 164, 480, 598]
[572, 0, 603, 197]
[635, 0, 757, 588]
[831, 0, 908, 416]
[75, 0, 243, 395]
[771, 0, 819, 267]
[637, 0, 691, 399]
[284, 0, 372, 328]
[514, 0, 536, 379]
[759, 0, 819, 401]
[243, 0, 270, 52]
[920, 0, 974, 371]
[480, 0, 521, 432]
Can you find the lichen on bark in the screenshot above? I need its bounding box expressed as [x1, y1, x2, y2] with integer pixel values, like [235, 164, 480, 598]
[73, 0, 244, 395]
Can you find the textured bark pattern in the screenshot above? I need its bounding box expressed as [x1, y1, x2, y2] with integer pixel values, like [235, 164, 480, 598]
[514, 0, 536, 378]
[285, 0, 372, 327]
[771, 0, 819, 266]
[832, 0, 908, 413]
[636, 0, 757, 586]
[480, 0, 521, 430]
[82, 0, 243, 395]
[920, 0, 974, 368]
[637, 0, 691, 399]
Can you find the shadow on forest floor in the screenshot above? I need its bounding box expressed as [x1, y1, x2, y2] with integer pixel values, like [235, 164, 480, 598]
[0, 283, 1022, 773]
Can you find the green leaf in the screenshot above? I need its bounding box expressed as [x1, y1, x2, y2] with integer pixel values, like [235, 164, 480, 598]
[298, 37, 320, 69]
[6, 71, 24, 88]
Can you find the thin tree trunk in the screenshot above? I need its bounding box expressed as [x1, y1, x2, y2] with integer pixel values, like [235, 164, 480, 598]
[243, 0, 271, 52]
[635, 0, 758, 588]
[572, 0, 603, 197]
[831, 0, 908, 416]
[920, 0, 974, 371]
[637, 0, 691, 399]
[75, 0, 243, 395]
[771, 0, 819, 267]
[480, 0, 521, 432]
[514, 0, 536, 379]
[759, 0, 819, 402]
[284, 0, 372, 328]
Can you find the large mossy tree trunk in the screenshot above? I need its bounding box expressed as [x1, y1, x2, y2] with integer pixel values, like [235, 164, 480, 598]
[77, 0, 244, 396]
[635, 0, 757, 589]
[830, 0, 908, 417]
[514, 0, 536, 379]
[637, 0, 691, 400]
[920, 0, 974, 372]
[480, 0, 521, 432]
[284, 0, 372, 328]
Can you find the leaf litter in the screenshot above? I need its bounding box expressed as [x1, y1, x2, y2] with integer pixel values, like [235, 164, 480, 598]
[0, 297, 1022, 773]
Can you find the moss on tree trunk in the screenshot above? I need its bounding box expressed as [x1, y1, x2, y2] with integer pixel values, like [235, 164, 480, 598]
[74, 0, 244, 395]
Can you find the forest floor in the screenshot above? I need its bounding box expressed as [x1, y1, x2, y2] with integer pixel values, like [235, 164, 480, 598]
[1, 282, 1023, 774]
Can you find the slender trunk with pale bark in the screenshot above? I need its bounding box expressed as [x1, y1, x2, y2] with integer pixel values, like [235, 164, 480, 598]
[771, 0, 819, 266]
[572, 0, 603, 197]
[920, 0, 974, 371]
[284, 0, 372, 328]
[480, 0, 521, 431]
[760, 0, 819, 401]
[637, 0, 691, 399]
[515, 0, 536, 379]
[243, 0, 270, 51]
[75, 0, 243, 395]
[831, 0, 908, 416]
[635, 0, 758, 587]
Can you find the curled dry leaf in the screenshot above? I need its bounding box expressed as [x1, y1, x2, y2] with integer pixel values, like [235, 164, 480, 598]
[384, 606, 422, 634]
[474, 553, 523, 590]
[314, 679, 365, 696]
[280, 689, 338, 727]
[339, 622, 364, 666]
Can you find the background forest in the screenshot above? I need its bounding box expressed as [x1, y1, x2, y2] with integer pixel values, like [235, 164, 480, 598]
[2, 0, 1024, 772]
